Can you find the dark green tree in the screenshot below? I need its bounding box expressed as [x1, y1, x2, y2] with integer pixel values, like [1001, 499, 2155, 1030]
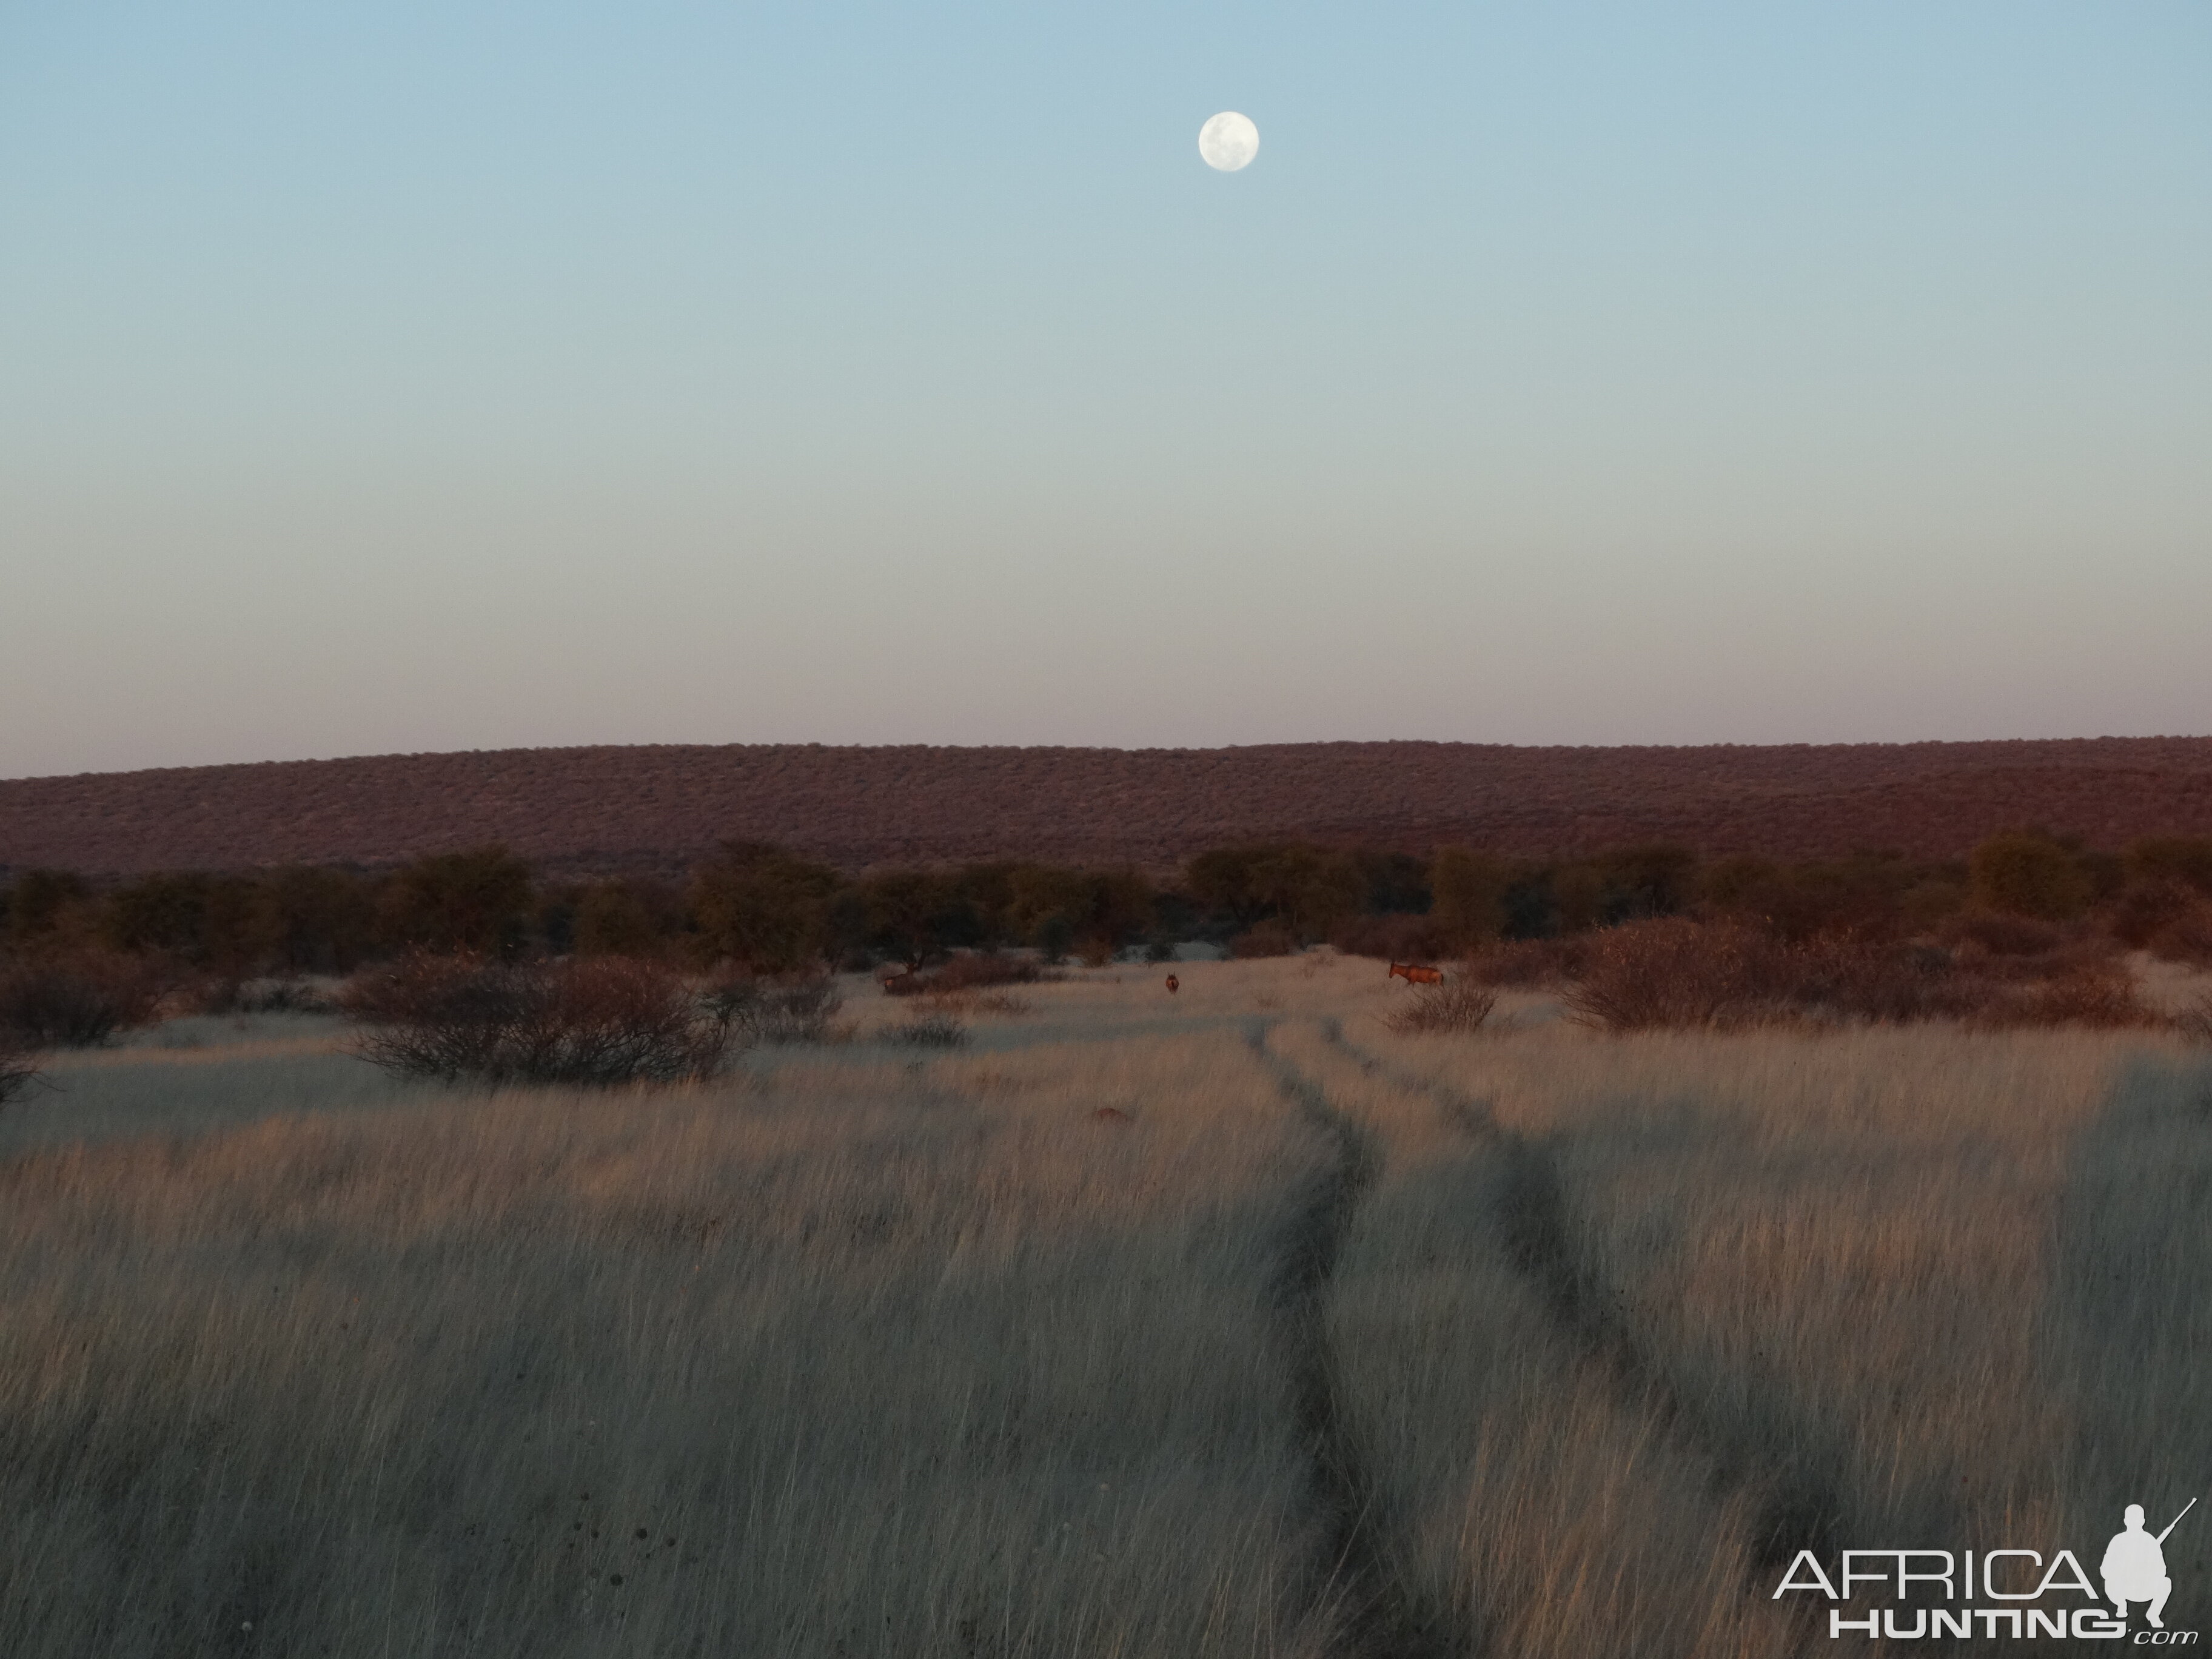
[1430, 847, 1510, 948]
[1968, 832, 2093, 922]
[380, 846, 537, 957]
[687, 843, 839, 973]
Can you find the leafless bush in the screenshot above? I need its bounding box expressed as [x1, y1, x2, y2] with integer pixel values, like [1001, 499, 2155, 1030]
[1563, 920, 1786, 1032]
[2108, 878, 2201, 949]
[1971, 960, 2162, 1031]
[884, 953, 1044, 998]
[1382, 980, 1499, 1035]
[1461, 937, 1589, 988]
[1227, 921, 1297, 959]
[341, 954, 731, 1085]
[1559, 920, 2165, 1034]
[708, 973, 846, 1045]
[2174, 994, 2212, 1043]
[0, 1038, 45, 1109]
[2150, 904, 2212, 967]
[0, 952, 171, 1048]
[943, 952, 1047, 990]
[890, 1011, 970, 1048]
[1331, 914, 1447, 963]
[1780, 937, 1989, 1024]
[1939, 911, 2068, 958]
[192, 975, 336, 1017]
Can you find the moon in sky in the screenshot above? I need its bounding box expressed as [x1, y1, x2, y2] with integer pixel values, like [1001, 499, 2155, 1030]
[1198, 112, 1259, 172]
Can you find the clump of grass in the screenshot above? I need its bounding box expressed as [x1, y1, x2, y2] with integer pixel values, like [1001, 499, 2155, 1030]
[1382, 980, 1498, 1035]
[922, 990, 1031, 1019]
[340, 954, 731, 1085]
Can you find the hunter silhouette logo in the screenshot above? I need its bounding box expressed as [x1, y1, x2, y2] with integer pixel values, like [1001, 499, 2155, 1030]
[2106, 1500, 2193, 1631]
[1774, 1494, 2199, 1642]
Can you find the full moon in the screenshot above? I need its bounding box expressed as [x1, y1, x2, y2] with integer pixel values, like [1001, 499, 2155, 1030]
[1198, 111, 1259, 172]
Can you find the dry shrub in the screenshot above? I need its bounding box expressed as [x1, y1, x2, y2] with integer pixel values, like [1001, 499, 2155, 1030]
[708, 973, 846, 1045]
[925, 953, 1045, 992]
[890, 1010, 969, 1048]
[2174, 994, 2212, 1043]
[2108, 879, 2201, 949]
[0, 952, 170, 1048]
[1382, 980, 1499, 1036]
[1972, 960, 2162, 1031]
[2150, 905, 2212, 967]
[881, 954, 1044, 999]
[1940, 911, 2068, 958]
[1227, 920, 1297, 959]
[191, 975, 336, 1017]
[1560, 921, 2163, 1034]
[1330, 913, 1447, 963]
[1783, 936, 1989, 1024]
[341, 954, 730, 1085]
[1563, 920, 1785, 1032]
[1461, 937, 1588, 987]
[0, 1039, 44, 1109]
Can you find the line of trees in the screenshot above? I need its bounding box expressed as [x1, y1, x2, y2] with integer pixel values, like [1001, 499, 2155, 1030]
[3, 830, 2210, 982]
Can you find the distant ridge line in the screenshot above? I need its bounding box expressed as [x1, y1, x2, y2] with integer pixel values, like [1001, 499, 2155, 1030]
[3, 737, 2210, 877]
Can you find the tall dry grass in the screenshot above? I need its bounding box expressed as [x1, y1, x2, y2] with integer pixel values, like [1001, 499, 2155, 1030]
[0, 953, 2205, 1655]
[1324, 1013, 2210, 1653]
[0, 1015, 1343, 1657]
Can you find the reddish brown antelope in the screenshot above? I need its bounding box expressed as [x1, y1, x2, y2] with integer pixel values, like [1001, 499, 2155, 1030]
[1164, 974, 1179, 994]
[1389, 962, 1444, 985]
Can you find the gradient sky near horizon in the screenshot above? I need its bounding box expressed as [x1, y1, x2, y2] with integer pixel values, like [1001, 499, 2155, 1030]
[4, 2, 2208, 779]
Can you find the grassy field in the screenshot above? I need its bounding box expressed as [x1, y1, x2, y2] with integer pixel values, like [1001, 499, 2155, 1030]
[2, 956, 2206, 1657]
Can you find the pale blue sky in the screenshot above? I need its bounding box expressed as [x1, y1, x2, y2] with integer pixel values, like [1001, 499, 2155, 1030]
[4, 2, 2207, 777]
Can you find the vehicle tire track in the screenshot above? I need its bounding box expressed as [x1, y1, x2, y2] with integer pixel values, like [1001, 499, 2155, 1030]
[1316, 1021, 1851, 1581]
[1245, 1022, 1461, 1659]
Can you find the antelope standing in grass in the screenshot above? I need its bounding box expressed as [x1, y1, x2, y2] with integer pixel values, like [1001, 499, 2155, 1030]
[1389, 962, 1444, 985]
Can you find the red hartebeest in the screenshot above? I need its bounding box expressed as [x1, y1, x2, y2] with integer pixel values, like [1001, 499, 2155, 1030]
[1389, 962, 1444, 985]
[1164, 974, 1180, 994]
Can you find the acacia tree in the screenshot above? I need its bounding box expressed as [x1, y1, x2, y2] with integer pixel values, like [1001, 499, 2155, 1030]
[378, 846, 537, 957]
[1969, 833, 2093, 922]
[857, 869, 977, 970]
[688, 842, 839, 973]
[4, 870, 92, 953]
[1430, 846, 1510, 949]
